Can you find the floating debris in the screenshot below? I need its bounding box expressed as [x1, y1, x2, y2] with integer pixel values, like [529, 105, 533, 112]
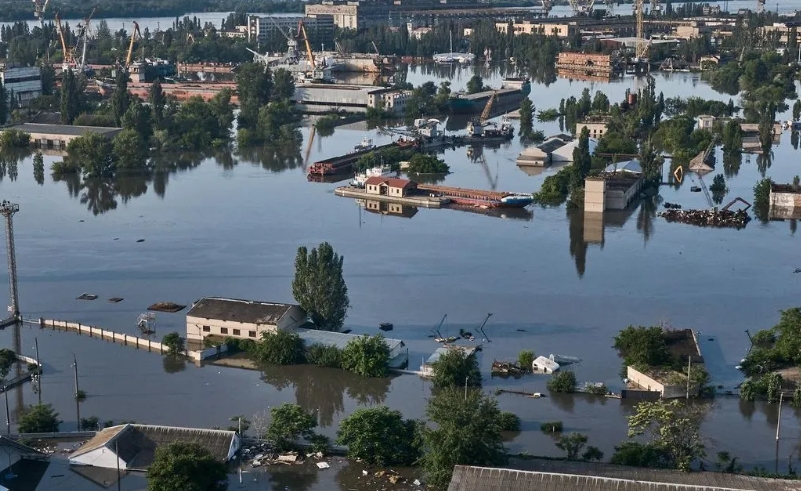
[690, 186, 702, 192]
[491, 360, 526, 376]
[379, 322, 393, 332]
[107, 297, 124, 303]
[76, 293, 98, 300]
[147, 302, 186, 313]
[136, 239, 145, 243]
[663, 202, 682, 209]
[659, 209, 751, 229]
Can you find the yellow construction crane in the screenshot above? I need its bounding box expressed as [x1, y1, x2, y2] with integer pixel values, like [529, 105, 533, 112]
[125, 21, 142, 70]
[54, 12, 74, 70]
[635, 0, 648, 59]
[480, 91, 497, 123]
[298, 20, 316, 69]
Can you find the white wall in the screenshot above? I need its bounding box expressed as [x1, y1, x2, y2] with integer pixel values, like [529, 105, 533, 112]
[70, 446, 128, 470]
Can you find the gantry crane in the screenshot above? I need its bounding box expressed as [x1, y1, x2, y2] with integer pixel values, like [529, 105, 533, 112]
[76, 7, 97, 74]
[33, 0, 50, 29]
[467, 91, 497, 137]
[635, 0, 649, 60]
[125, 21, 142, 71]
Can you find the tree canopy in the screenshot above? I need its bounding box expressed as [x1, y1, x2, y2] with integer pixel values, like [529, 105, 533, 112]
[341, 335, 390, 378]
[292, 242, 350, 331]
[266, 403, 317, 451]
[255, 330, 304, 365]
[18, 404, 60, 433]
[431, 349, 481, 389]
[147, 442, 228, 491]
[627, 400, 707, 471]
[421, 388, 507, 489]
[336, 406, 421, 466]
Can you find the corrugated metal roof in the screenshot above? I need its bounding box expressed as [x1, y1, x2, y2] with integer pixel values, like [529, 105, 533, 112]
[186, 297, 299, 325]
[6, 123, 121, 136]
[448, 464, 801, 491]
[293, 327, 404, 351]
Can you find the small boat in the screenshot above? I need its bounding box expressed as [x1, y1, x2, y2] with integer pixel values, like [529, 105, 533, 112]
[379, 322, 394, 332]
[500, 194, 534, 208]
[350, 164, 393, 187]
[354, 137, 375, 152]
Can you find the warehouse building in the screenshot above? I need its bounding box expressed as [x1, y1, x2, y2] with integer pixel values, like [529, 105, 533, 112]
[185, 297, 307, 341]
[246, 14, 334, 47]
[0, 123, 122, 150]
[69, 424, 240, 470]
[294, 84, 409, 114]
[0, 65, 42, 107]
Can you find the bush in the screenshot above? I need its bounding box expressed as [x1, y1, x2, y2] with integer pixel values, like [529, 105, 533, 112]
[305, 343, 342, 368]
[407, 153, 449, 174]
[586, 384, 608, 395]
[337, 406, 421, 466]
[255, 330, 305, 365]
[541, 421, 564, 434]
[537, 108, 560, 121]
[431, 348, 482, 389]
[498, 412, 521, 432]
[18, 404, 60, 433]
[0, 129, 30, 148]
[547, 371, 576, 393]
[341, 335, 390, 377]
[223, 337, 257, 354]
[162, 332, 184, 356]
[266, 403, 317, 451]
[517, 350, 535, 371]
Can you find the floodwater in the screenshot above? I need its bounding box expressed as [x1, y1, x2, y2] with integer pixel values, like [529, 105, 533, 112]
[0, 65, 800, 490]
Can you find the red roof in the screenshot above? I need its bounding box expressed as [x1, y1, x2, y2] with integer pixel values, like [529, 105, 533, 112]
[364, 177, 416, 189]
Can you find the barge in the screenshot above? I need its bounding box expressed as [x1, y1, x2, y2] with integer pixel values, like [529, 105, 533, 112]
[416, 184, 533, 209]
[449, 78, 531, 114]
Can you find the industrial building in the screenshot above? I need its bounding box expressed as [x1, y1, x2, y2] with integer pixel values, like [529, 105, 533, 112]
[584, 167, 644, 213]
[304, 1, 392, 30]
[0, 123, 122, 149]
[495, 20, 577, 38]
[576, 118, 610, 139]
[516, 135, 598, 167]
[0, 65, 42, 107]
[69, 424, 240, 470]
[246, 14, 334, 47]
[365, 177, 416, 197]
[185, 297, 307, 341]
[293, 84, 410, 114]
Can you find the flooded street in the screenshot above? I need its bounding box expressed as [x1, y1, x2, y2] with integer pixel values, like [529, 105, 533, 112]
[1, 66, 800, 488]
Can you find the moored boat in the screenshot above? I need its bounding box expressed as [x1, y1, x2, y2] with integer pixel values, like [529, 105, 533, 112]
[351, 164, 394, 187]
[500, 194, 534, 208]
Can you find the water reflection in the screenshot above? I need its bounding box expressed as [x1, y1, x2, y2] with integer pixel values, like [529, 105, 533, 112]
[259, 365, 390, 427]
[163, 356, 187, 374]
[80, 178, 119, 215]
[236, 143, 303, 172]
[756, 152, 773, 177]
[268, 464, 319, 491]
[723, 153, 742, 178]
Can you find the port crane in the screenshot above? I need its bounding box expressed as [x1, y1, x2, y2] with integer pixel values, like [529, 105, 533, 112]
[124, 21, 142, 71]
[54, 12, 75, 72]
[467, 90, 497, 137]
[33, 0, 50, 29]
[298, 20, 324, 81]
[634, 0, 649, 60]
[568, 0, 595, 16]
[75, 7, 97, 75]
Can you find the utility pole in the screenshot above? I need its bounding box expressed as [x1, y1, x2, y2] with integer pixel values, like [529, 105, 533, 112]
[4, 387, 9, 435]
[686, 357, 692, 399]
[0, 201, 20, 320]
[776, 391, 784, 441]
[34, 338, 41, 405]
[116, 440, 121, 491]
[464, 376, 469, 401]
[73, 353, 80, 425]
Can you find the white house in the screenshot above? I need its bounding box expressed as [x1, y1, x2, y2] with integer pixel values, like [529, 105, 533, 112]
[186, 297, 307, 341]
[69, 424, 240, 470]
[532, 355, 560, 373]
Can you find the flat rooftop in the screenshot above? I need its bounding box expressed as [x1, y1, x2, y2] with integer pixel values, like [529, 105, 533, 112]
[186, 297, 298, 325]
[4, 123, 122, 136]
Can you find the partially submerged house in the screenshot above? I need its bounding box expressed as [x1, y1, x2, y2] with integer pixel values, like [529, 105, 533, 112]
[69, 424, 240, 471]
[186, 297, 307, 342]
[532, 355, 559, 374]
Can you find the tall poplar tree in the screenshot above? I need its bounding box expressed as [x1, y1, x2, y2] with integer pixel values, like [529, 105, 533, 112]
[291, 242, 349, 331]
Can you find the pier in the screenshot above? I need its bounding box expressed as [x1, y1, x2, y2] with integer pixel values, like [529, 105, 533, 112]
[335, 186, 449, 208]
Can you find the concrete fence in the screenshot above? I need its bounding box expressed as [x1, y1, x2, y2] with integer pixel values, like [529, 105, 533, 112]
[38, 318, 166, 354]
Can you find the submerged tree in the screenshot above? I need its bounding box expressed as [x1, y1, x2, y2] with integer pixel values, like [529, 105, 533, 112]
[431, 348, 482, 389]
[147, 442, 227, 491]
[627, 399, 707, 471]
[292, 242, 350, 331]
[337, 406, 421, 466]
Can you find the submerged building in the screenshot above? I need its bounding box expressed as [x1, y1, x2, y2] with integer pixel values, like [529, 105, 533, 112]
[0, 65, 42, 107]
[185, 297, 307, 341]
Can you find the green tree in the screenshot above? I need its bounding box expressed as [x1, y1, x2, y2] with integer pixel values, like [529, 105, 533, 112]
[540, 421, 563, 434]
[336, 406, 421, 466]
[272, 68, 295, 101]
[111, 69, 131, 126]
[40, 63, 55, 96]
[150, 78, 166, 129]
[613, 325, 671, 368]
[341, 334, 390, 377]
[60, 69, 85, 125]
[266, 403, 317, 451]
[18, 404, 60, 433]
[466, 75, 485, 94]
[582, 446, 604, 462]
[113, 129, 148, 171]
[627, 400, 707, 471]
[546, 370, 576, 393]
[431, 348, 481, 389]
[80, 416, 100, 431]
[555, 432, 587, 460]
[255, 330, 304, 365]
[517, 350, 535, 371]
[0, 81, 7, 125]
[519, 97, 534, 137]
[162, 332, 184, 356]
[122, 99, 153, 143]
[147, 442, 227, 491]
[0, 349, 15, 380]
[421, 388, 507, 489]
[236, 62, 273, 129]
[497, 412, 521, 432]
[291, 242, 349, 331]
[610, 441, 671, 468]
[407, 153, 449, 174]
[794, 100, 801, 121]
[67, 133, 115, 178]
[722, 119, 743, 155]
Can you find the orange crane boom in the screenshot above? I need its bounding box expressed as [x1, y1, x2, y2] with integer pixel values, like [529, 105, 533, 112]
[125, 21, 141, 69]
[298, 20, 315, 68]
[54, 12, 73, 68]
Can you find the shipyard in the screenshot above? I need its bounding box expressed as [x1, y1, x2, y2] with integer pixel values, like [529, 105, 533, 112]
[1, 0, 801, 490]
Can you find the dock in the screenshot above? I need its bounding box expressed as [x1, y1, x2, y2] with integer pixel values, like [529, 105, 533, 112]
[335, 186, 450, 208]
[417, 183, 521, 208]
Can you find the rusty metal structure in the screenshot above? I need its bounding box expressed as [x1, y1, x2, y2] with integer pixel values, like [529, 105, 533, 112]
[0, 201, 20, 319]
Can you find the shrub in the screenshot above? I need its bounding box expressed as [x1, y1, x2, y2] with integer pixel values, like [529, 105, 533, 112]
[517, 350, 535, 371]
[255, 330, 305, 365]
[162, 332, 184, 356]
[341, 335, 389, 377]
[541, 421, 564, 434]
[547, 371, 577, 393]
[498, 412, 521, 432]
[0, 129, 30, 148]
[305, 343, 342, 368]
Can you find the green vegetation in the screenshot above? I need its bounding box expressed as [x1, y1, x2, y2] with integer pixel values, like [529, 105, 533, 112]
[404, 81, 450, 120]
[431, 348, 482, 389]
[255, 330, 304, 366]
[532, 167, 571, 206]
[498, 412, 521, 432]
[533, 128, 592, 207]
[236, 63, 300, 146]
[663, 97, 737, 118]
[162, 332, 184, 356]
[0, 129, 29, 148]
[75, 389, 87, 402]
[651, 116, 713, 162]
[18, 404, 60, 433]
[304, 343, 342, 368]
[466, 75, 486, 95]
[611, 441, 671, 468]
[540, 421, 564, 435]
[519, 98, 534, 139]
[740, 372, 783, 403]
[421, 388, 507, 489]
[626, 400, 707, 472]
[710, 174, 728, 204]
[336, 406, 422, 466]
[753, 177, 773, 223]
[0, 349, 15, 380]
[407, 153, 449, 174]
[537, 108, 560, 122]
[353, 146, 414, 173]
[292, 242, 350, 331]
[555, 433, 589, 460]
[314, 113, 340, 133]
[266, 403, 317, 451]
[546, 370, 576, 393]
[80, 416, 100, 431]
[32, 152, 44, 185]
[517, 350, 535, 372]
[739, 309, 801, 390]
[722, 120, 743, 155]
[341, 334, 390, 378]
[147, 442, 228, 491]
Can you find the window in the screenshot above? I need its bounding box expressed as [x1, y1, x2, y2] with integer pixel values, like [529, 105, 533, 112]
[220, 328, 228, 335]
[202, 326, 210, 332]
[249, 331, 256, 338]
[233, 329, 241, 336]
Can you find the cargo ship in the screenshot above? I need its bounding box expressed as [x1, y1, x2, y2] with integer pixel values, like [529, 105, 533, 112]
[449, 78, 531, 114]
